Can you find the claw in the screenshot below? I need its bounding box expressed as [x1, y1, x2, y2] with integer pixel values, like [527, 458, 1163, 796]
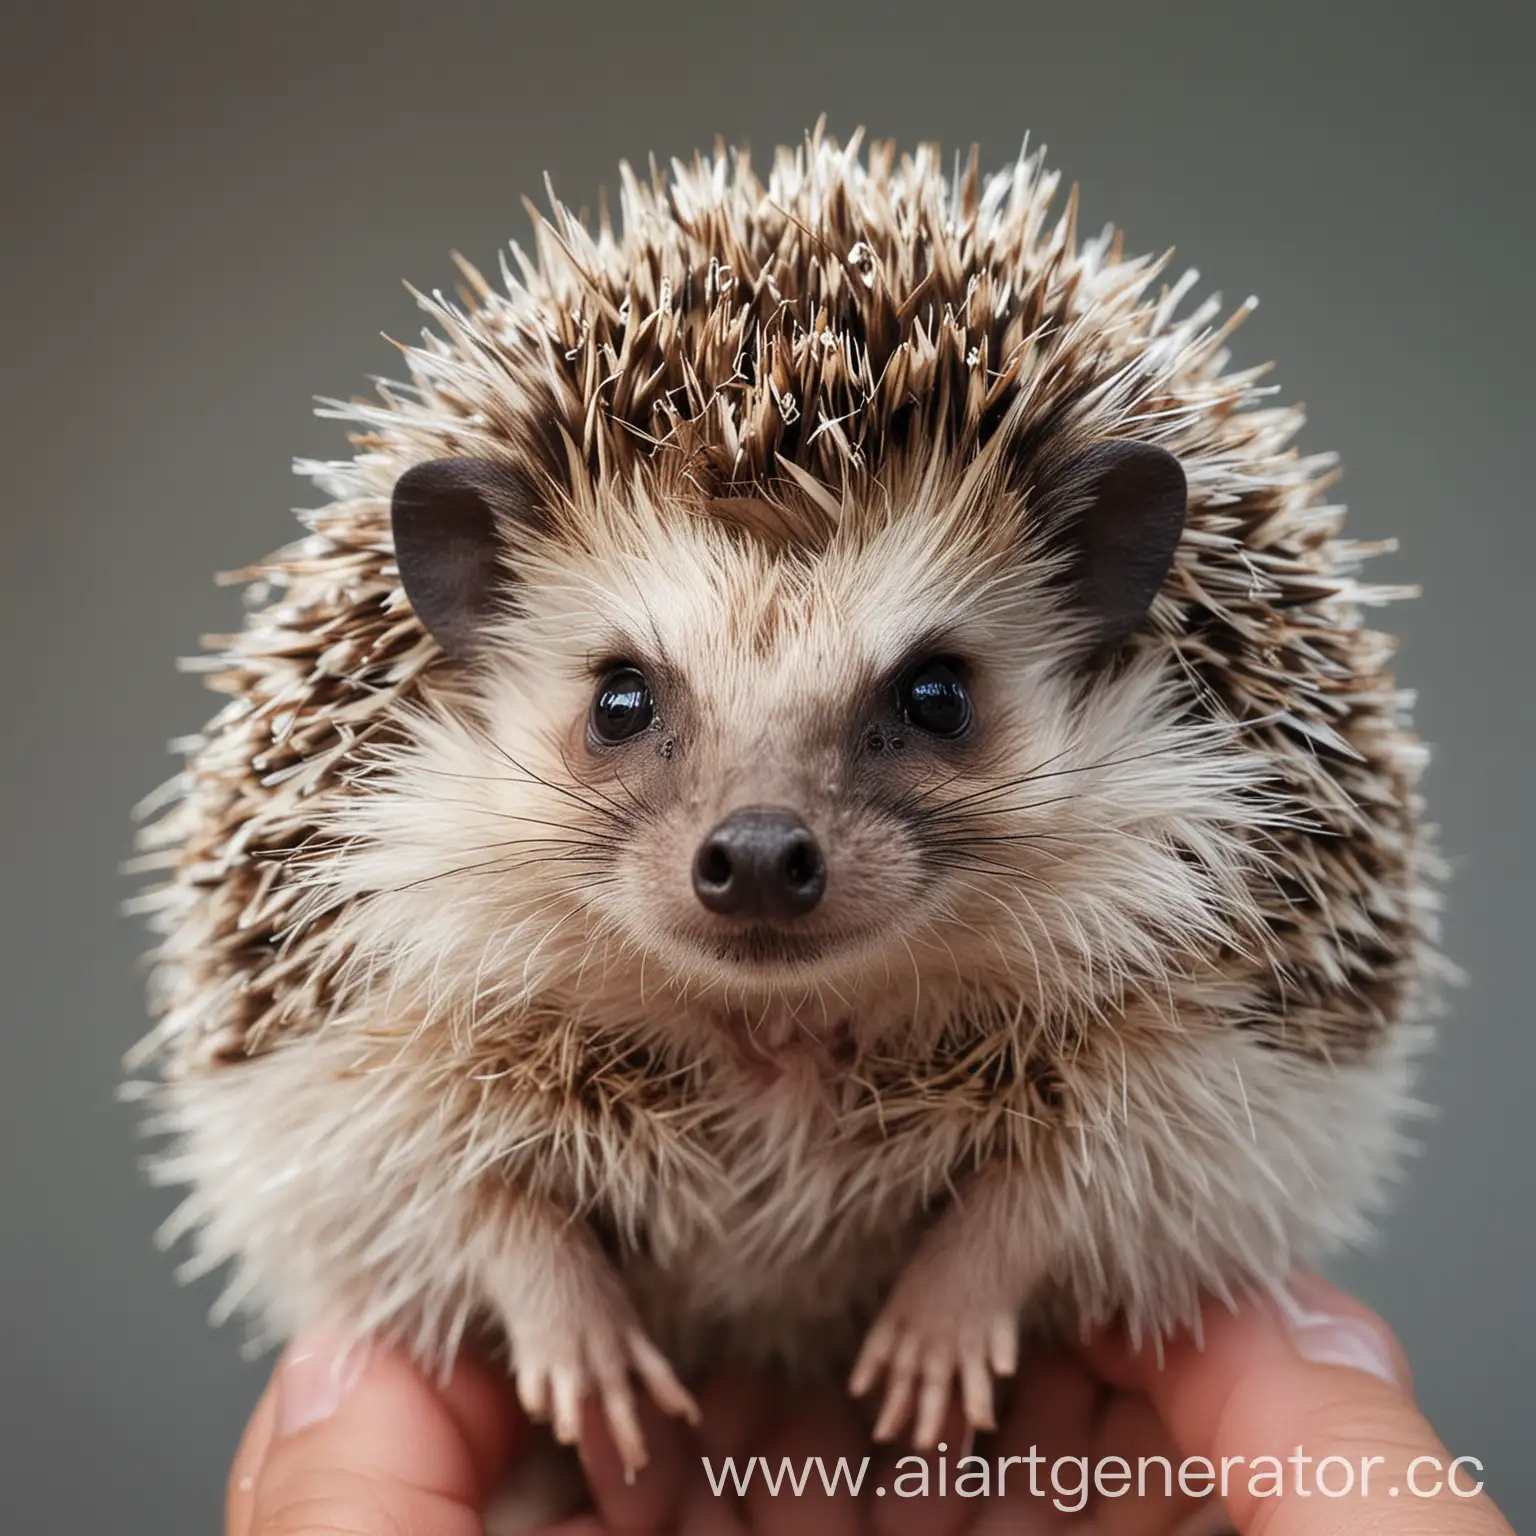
[599, 1380, 647, 1479]
[627, 1328, 701, 1425]
[515, 1363, 550, 1421]
[913, 1354, 954, 1449]
[872, 1387, 912, 1444]
[960, 1347, 996, 1432]
[854, 1303, 1015, 1448]
[509, 1315, 690, 1480]
[849, 1321, 894, 1399]
[872, 1333, 921, 1442]
[988, 1314, 1019, 1378]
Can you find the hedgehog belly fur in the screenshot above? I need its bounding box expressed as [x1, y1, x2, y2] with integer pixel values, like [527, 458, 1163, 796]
[148, 1001, 1424, 1378]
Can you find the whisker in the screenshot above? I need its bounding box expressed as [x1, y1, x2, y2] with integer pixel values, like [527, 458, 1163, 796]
[936, 835, 1074, 867]
[913, 736, 1238, 822]
[892, 738, 1089, 821]
[917, 790, 1088, 827]
[388, 849, 611, 894]
[469, 719, 635, 826]
[428, 808, 618, 840]
[402, 762, 622, 823]
[922, 854, 1052, 886]
[554, 738, 634, 821]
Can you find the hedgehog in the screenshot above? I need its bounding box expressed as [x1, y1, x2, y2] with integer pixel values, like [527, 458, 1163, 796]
[129, 126, 1441, 1472]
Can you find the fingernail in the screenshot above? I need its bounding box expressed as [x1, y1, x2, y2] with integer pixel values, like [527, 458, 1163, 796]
[1287, 1312, 1402, 1388]
[275, 1334, 363, 1436]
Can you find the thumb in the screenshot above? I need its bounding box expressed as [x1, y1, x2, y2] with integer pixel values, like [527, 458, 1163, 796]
[1096, 1273, 1513, 1536]
[233, 1333, 524, 1536]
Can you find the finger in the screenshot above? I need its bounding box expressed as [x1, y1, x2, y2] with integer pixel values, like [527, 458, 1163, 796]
[579, 1384, 693, 1535]
[744, 1390, 867, 1536]
[672, 1375, 774, 1536]
[1089, 1388, 1205, 1536]
[482, 1435, 590, 1533]
[975, 1350, 1099, 1533]
[692, 1370, 778, 1463]
[248, 1333, 523, 1536]
[995, 1348, 1098, 1467]
[677, 1476, 754, 1536]
[226, 1380, 276, 1536]
[1081, 1275, 1412, 1411]
[1103, 1272, 1515, 1536]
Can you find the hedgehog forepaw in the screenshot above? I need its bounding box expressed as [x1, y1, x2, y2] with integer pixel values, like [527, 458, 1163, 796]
[510, 1308, 698, 1478]
[849, 1261, 1021, 1448]
[484, 1205, 699, 1478]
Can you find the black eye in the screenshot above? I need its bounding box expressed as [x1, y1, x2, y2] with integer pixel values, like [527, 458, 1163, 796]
[590, 666, 654, 744]
[900, 659, 973, 738]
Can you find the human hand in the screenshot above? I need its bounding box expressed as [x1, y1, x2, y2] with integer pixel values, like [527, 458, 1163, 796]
[1080, 1270, 1514, 1536]
[228, 1274, 1515, 1535]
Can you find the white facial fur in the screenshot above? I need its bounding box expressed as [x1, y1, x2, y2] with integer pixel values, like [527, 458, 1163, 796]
[311, 467, 1278, 1063]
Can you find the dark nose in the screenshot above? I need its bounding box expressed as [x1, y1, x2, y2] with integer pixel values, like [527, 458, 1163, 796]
[692, 806, 826, 919]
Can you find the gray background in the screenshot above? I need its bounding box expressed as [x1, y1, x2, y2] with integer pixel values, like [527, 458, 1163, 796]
[2, 0, 1531, 1528]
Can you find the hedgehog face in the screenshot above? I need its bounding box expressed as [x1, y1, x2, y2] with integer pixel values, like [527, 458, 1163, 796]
[316, 443, 1271, 1052]
[554, 522, 1000, 990]
[438, 495, 1018, 1000]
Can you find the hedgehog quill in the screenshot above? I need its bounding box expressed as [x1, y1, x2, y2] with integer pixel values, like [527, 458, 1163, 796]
[130, 128, 1441, 1470]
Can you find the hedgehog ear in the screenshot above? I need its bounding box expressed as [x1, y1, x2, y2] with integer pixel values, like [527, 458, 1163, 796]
[1044, 439, 1187, 650]
[390, 457, 535, 656]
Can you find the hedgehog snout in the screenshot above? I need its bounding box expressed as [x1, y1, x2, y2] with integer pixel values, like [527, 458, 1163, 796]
[692, 806, 826, 919]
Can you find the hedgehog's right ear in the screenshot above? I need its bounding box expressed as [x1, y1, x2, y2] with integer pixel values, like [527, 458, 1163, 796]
[390, 457, 536, 657]
[1039, 439, 1188, 652]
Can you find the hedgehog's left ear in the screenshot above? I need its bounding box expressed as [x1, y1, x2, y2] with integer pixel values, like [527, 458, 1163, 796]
[390, 457, 538, 657]
[1042, 439, 1187, 651]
